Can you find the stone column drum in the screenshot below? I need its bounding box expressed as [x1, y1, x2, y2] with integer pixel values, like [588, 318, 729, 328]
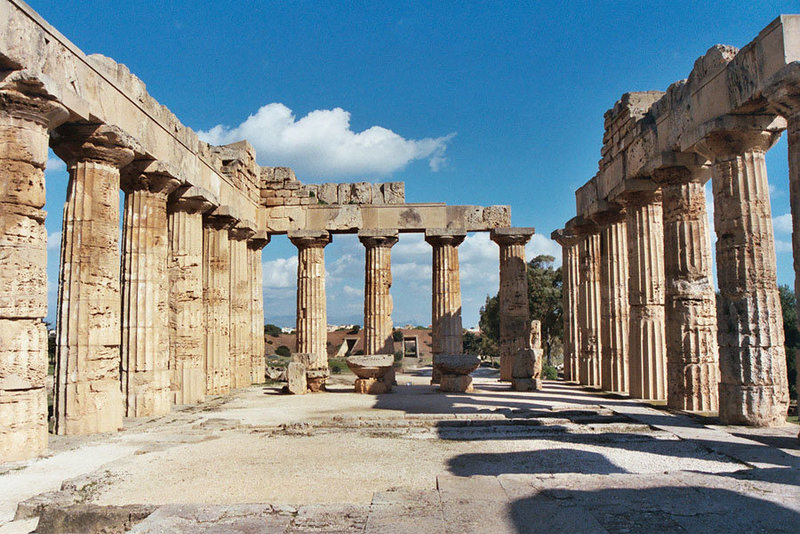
[52, 123, 136, 435]
[704, 129, 789, 426]
[229, 224, 255, 389]
[490, 228, 535, 382]
[167, 187, 216, 405]
[621, 190, 667, 400]
[552, 230, 582, 383]
[425, 230, 466, 384]
[359, 230, 399, 355]
[248, 232, 270, 384]
[203, 207, 239, 395]
[577, 229, 602, 387]
[0, 74, 67, 460]
[120, 166, 180, 417]
[653, 166, 719, 412]
[290, 230, 332, 390]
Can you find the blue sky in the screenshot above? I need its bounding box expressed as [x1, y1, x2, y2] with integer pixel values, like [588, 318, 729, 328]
[31, 1, 798, 328]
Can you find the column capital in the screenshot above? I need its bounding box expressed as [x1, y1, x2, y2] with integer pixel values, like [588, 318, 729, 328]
[51, 123, 138, 168]
[692, 114, 784, 162]
[120, 159, 183, 195]
[424, 228, 466, 247]
[204, 205, 239, 230]
[288, 230, 332, 249]
[588, 205, 625, 227]
[565, 215, 599, 236]
[762, 63, 800, 120]
[0, 70, 69, 128]
[358, 229, 399, 248]
[490, 227, 535, 246]
[230, 220, 257, 241]
[168, 185, 218, 215]
[551, 228, 581, 247]
[652, 165, 711, 186]
[248, 230, 271, 250]
[615, 187, 662, 210]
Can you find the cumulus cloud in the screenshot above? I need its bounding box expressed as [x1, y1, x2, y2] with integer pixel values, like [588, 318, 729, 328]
[773, 213, 792, 234]
[47, 231, 62, 251]
[342, 285, 363, 297]
[198, 103, 455, 178]
[775, 239, 793, 253]
[45, 156, 66, 174]
[526, 234, 562, 265]
[262, 256, 297, 288]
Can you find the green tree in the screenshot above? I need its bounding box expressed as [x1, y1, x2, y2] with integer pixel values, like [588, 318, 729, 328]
[462, 331, 481, 355]
[779, 285, 798, 400]
[264, 323, 282, 337]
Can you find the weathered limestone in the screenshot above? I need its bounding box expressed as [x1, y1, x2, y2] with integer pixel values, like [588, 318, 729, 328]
[52, 123, 136, 435]
[346, 354, 394, 394]
[653, 166, 719, 412]
[425, 230, 466, 384]
[434, 354, 480, 393]
[0, 73, 67, 460]
[229, 223, 255, 389]
[700, 126, 789, 426]
[120, 164, 181, 418]
[576, 227, 602, 387]
[551, 230, 581, 383]
[490, 228, 535, 382]
[248, 232, 269, 384]
[619, 190, 667, 400]
[512, 321, 544, 391]
[203, 207, 239, 396]
[167, 187, 216, 405]
[359, 230, 399, 356]
[289, 231, 332, 391]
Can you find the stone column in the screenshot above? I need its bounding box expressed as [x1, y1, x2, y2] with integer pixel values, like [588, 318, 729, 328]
[425, 229, 466, 384]
[203, 207, 239, 396]
[653, 166, 719, 412]
[229, 224, 255, 389]
[359, 230, 399, 355]
[620, 190, 667, 400]
[576, 226, 602, 387]
[490, 228, 535, 382]
[289, 230, 332, 389]
[167, 187, 216, 405]
[0, 74, 67, 460]
[593, 211, 630, 393]
[248, 232, 270, 384]
[552, 230, 581, 383]
[120, 165, 181, 418]
[52, 123, 136, 435]
[703, 128, 789, 426]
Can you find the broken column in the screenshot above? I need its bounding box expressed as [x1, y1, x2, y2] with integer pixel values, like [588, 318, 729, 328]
[248, 231, 270, 384]
[203, 206, 239, 396]
[120, 163, 180, 417]
[167, 186, 216, 405]
[289, 230, 332, 392]
[0, 74, 67, 460]
[52, 123, 136, 434]
[552, 229, 581, 383]
[619, 189, 667, 400]
[229, 222, 255, 389]
[346, 354, 394, 394]
[490, 227, 535, 382]
[701, 125, 789, 426]
[574, 222, 602, 387]
[653, 164, 719, 412]
[359, 230, 399, 355]
[425, 229, 466, 384]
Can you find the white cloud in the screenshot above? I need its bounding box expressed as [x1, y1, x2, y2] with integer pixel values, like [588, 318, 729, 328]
[262, 256, 297, 288]
[197, 103, 455, 178]
[45, 156, 66, 174]
[393, 261, 432, 281]
[342, 285, 363, 297]
[526, 234, 562, 265]
[775, 239, 793, 253]
[47, 231, 62, 251]
[773, 213, 792, 234]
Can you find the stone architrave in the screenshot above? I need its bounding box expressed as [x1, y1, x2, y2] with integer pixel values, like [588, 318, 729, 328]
[203, 207, 239, 396]
[619, 189, 667, 401]
[0, 74, 68, 460]
[701, 126, 789, 426]
[51, 123, 137, 435]
[248, 231, 270, 384]
[552, 230, 581, 383]
[576, 226, 602, 387]
[358, 230, 399, 356]
[167, 187, 216, 405]
[490, 228, 535, 382]
[653, 165, 719, 413]
[425, 229, 466, 384]
[229, 223, 255, 389]
[289, 230, 332, 390]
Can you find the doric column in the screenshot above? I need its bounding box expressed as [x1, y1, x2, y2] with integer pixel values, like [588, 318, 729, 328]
[120, 164, 181, 417]
[653, 165, 719, 412]
[359, 230, 399, 355]
[248, 231, 270, 384]
[203, 206, 239, 395]
[576, 224, 602, 387]
[289, 230, 332, 386]
[702, 127, 789, 426]
[425, 229, 466, 384]
[552, 229, 582, 383]
[0, 74, 67, 460]
[619, 189, 667, 400]
[490, 228, 535, 382]
[51, 123, 137, 435]
[167, 186, 216, 405]
[229, 223, 255, 389]
[592, 210, 629, 393]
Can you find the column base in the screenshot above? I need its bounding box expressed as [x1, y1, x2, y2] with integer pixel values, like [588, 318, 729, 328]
[512, 378, 543, 392]
[719, 384, 789, 427]
[439, 374, 473, 393]
[354, 378, 391, 394]
[0, 388, 47, 462]
[172, 367, 205, 405]
[430, 365, 442, 384]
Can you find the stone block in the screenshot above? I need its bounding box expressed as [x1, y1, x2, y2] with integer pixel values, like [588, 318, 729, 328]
[286, 362, 307, 395]
[346, 354, 393, 379]
[433, 354, 480, 375]
[317, 183, 338, 205]
[512, 378, 543, 391]
[354, 377, 391, 394]
[512, 348, 537, 379]
[337, 183, 351, 204]
[351, 182, 372, 203]
[382, 182, 405, 204]
[439, 374, 473, 393]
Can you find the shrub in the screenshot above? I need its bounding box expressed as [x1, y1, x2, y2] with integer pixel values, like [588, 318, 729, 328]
[347, 325, 360, 334]
[392, 330, 404, 342]
[329, 359, 348, 375]
[394, 351, 404, 363]
[264, 324, 282, 337]
[275, 345, 291, 357]
[542, 363, 558, 380]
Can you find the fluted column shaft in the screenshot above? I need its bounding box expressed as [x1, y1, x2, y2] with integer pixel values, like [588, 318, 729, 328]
[248, 234, 269, 384]
[598, 215, 629, 393]
[624, 192, 667, 400]
[360, 232, 399, 355]
[577, 231, 602, 387]
[0, 82, 67, 460]
[706, 131, 788, 426]
[789, 117, 800, 432]
[426, 232, 466, 359]
[229, 226, 255, 389]
[560, 239, 581, 382]
[52, 124, 135, 435]
[655, 167, 719, 412]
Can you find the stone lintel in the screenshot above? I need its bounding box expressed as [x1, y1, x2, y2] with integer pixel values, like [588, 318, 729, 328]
[204, 205, 239, 230]
[425, 228, 466, 247]
[247, 230, 270, 250]
[169, 185, 219, 214]
[288, 230, 332, 248]
[490, 227, 535, 246]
